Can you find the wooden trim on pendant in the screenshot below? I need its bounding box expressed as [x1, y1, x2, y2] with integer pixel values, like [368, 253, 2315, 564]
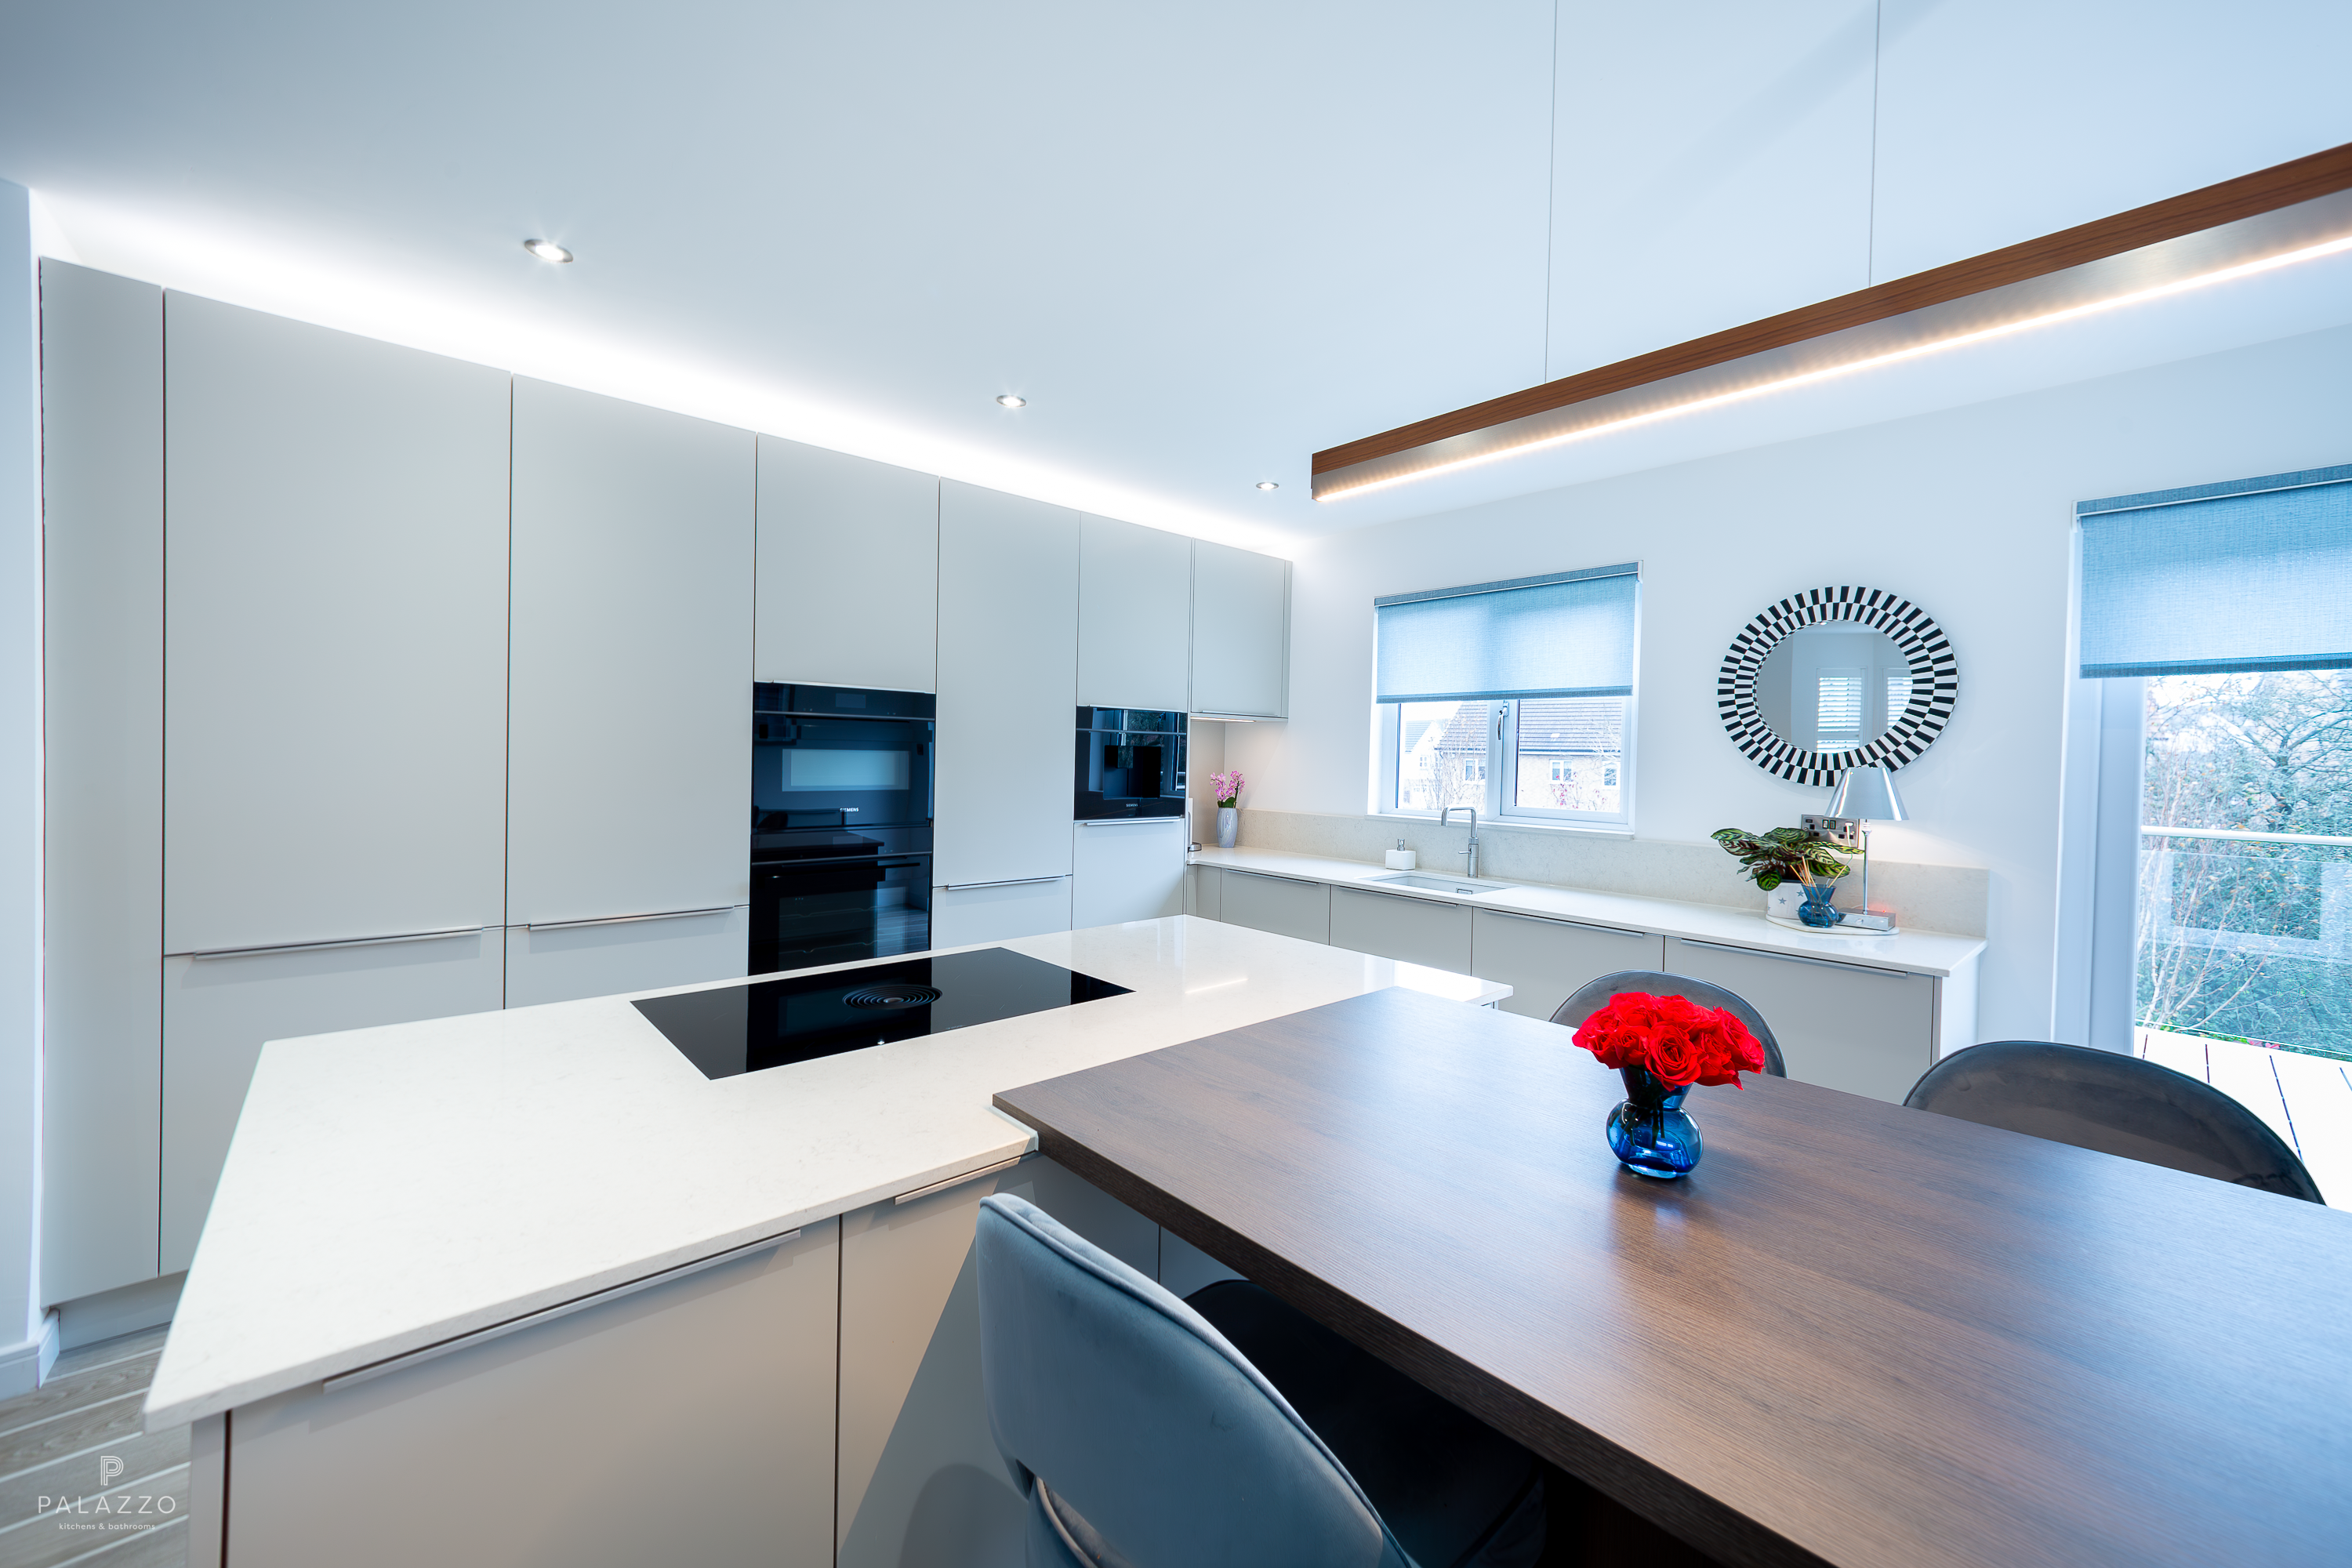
[1312, 140, 2352, 479]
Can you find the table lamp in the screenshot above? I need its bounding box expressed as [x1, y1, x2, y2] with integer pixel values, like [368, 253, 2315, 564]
[1827, 764, 1907, 932]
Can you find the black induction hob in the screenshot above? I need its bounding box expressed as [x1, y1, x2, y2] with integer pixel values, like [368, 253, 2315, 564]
[633, 946, 1134, 1081]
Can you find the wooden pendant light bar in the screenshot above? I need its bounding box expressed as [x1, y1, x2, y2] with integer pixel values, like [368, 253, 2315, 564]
[1312, 140, 2352, 500]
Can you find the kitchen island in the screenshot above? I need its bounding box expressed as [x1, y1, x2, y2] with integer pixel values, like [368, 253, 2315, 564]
[147, 916, 1508, 1567]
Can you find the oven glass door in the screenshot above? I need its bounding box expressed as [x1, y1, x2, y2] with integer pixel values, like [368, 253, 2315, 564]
[753, 714, 933, 833]
[751, 854, 931, 975]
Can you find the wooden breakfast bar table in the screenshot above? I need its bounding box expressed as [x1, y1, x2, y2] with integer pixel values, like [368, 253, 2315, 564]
[991, 986, 2352, 1568]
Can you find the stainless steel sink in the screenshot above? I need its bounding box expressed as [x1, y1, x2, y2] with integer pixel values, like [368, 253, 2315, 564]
[1371, 873, 1515, 895]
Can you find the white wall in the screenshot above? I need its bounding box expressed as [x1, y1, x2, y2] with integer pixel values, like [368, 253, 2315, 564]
[0, 180, 44, 1390]
[1230, 322, 2352, 1044]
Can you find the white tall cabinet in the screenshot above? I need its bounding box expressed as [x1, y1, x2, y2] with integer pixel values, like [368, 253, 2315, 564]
[1189, 540, 1290, 718]
[159, 295, 511, 1274]
[933, 482, 1080, 947]
[506, 379, 756, 1006]
[1078, 517, 1192, 710]
[40, 263, 163, 1304]
[756, 437, 939, 692]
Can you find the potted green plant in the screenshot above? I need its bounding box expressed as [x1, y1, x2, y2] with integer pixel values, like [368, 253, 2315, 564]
[1711, 827, 1853, 927]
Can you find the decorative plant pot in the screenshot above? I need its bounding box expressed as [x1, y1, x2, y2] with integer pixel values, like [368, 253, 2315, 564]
[1766, 883, 1803, 921]
[1606, 1066, 1703, 1179]
[1216, 806, 1238, 848]
[1798, 883, 1844, 927]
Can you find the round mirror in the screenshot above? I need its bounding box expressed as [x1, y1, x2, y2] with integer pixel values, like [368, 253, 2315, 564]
[1718, 588, 1957, 786]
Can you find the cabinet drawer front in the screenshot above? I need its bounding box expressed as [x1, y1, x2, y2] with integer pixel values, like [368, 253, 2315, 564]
[1330, 887, 1473, 973]
[1218, 870, 1330, 944]
[1665, 937, 1934, 1103]
[1471, 909, 1665, 1022]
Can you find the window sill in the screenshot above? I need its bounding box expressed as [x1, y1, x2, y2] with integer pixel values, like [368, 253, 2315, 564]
[1372, 811, 1635, 842]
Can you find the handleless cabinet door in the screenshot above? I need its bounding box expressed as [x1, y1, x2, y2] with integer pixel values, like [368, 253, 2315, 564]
[1189, 540, 1289, 718]
[935, 481, 1079, 895]
[1471, 909, 1666, 1022]
[1329, 887, 1473, 973]
[162, 292, 511, 954]
[42, 262, 163, 1302]
[1664, 936, 1936, 1102]
[1072, 819, 1185, 927]
[756, 437, 938, 692]
[1218, 869, 1330, 944]
[508, 379, 753, 971]
[1078, 516, 1191, 710]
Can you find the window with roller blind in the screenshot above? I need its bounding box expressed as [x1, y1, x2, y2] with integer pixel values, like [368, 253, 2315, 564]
[2077, 464, 2352, 1072]
[1374, 564, 1638, 829]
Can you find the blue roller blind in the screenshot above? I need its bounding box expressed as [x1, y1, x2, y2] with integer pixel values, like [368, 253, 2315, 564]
[2078, 464, 2352, 678]
[1375, 564, 1637, 703]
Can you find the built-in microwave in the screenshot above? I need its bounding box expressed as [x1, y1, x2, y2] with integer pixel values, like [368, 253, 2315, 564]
[1073, 706, 1187, 820]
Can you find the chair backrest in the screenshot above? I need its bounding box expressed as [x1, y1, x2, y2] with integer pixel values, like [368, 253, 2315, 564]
[974, 1193, 1411, 1568]
[1548, 970, 1787, 1078]
[1904, 1040, 2324, 1203]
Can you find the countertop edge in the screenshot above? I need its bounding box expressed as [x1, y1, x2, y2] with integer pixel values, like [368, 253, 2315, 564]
[1188, 847, 1987, 977]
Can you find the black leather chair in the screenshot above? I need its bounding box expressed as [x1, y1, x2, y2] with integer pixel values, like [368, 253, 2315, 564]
[1548, 970, 1787, 1078]
[1904, 1039, 2324, 1203]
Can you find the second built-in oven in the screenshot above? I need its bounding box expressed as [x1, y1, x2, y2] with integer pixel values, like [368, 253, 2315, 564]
[1073, 707, 1188, 820]
[752, 684, 934, 974]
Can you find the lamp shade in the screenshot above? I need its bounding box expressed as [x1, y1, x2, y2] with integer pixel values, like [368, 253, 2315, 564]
[1828, 764, 1907, 822]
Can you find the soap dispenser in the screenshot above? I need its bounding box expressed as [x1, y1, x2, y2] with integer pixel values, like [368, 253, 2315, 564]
[1385, 838, 1417, 871]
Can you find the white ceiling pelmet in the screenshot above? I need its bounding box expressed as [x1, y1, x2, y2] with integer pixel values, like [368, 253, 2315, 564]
[3, 2, 2350, 542]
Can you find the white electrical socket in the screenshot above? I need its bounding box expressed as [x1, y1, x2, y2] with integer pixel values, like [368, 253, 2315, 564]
[1802, 813, 1862, 850]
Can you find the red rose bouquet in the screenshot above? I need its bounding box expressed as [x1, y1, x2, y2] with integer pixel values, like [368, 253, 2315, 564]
[1571, 991, 1765, 1089]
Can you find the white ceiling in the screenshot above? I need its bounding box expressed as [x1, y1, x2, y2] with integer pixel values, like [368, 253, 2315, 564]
[4, 2, 2349, 550]
[0, 0, 1557, 549]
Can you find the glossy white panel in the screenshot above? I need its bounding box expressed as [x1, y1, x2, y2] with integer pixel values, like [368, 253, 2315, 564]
[162, 292, 510, 952]
[227, 1224, 837, 1568]
[1078, 515, 1191, 710]
[932, 880, 1073, 949]
[1072, 819, 1185, 927]
[756, 436, 938, 692]
[935, 481, 1079, 888]
[39, 260, 163, 1303]
[502, 909, 747, 1010]
[161, 935, 503, 1273]
[1189, 541, 1289, 717]
[508, 378, 754, 925]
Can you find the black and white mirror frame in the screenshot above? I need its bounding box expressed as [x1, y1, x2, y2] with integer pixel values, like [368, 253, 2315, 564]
[1716, 586, 1958, 786]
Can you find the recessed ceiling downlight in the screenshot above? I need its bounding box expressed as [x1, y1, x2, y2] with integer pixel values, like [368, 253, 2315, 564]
[1256, 481, 1279, 491]
[523, 239, 574, 263]
[996, 394, 1027, 408]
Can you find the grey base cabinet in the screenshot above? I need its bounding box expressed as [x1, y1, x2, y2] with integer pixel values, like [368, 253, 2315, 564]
[1665, 936, 1938, 1102]
[219, 1222, 837, 1568]
[1217, 869, 1330, 944]
[1471, 909, 1666, 1022]
[160, 935, 503, 1274]
[837, 1158, 1156, 1568]
[1330, 887, 1474, 973]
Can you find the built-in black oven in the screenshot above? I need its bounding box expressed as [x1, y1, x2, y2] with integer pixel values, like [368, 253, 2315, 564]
[752, 684, 934, 974]
[1074, 707, 1187, 820]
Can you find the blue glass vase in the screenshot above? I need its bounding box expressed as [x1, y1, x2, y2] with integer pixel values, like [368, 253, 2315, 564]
[1797, 883, 1844, 927]
[1606, 1066, 1703, 1179]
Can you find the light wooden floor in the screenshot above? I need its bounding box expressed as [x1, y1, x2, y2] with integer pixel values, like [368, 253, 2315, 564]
[2139, 1027, 2352, 1208]
[0, 1327, 183, 1568]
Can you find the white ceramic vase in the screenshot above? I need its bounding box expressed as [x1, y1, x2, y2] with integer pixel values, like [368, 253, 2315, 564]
[1216, 806, 1238, 848]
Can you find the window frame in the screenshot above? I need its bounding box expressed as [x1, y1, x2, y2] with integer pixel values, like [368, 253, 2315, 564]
[1375, 695, 1635, 832]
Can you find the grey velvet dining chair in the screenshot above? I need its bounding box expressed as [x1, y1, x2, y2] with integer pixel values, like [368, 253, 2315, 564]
[1548, 970, 1788, 1078]
[1904, 1039, 2324, 1203]
[975, 1193, 1544, 1568]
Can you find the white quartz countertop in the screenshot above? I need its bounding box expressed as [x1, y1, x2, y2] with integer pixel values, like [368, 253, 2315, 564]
[1189, 846, 1987, 978]
[145, 918, 1508, 1431]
